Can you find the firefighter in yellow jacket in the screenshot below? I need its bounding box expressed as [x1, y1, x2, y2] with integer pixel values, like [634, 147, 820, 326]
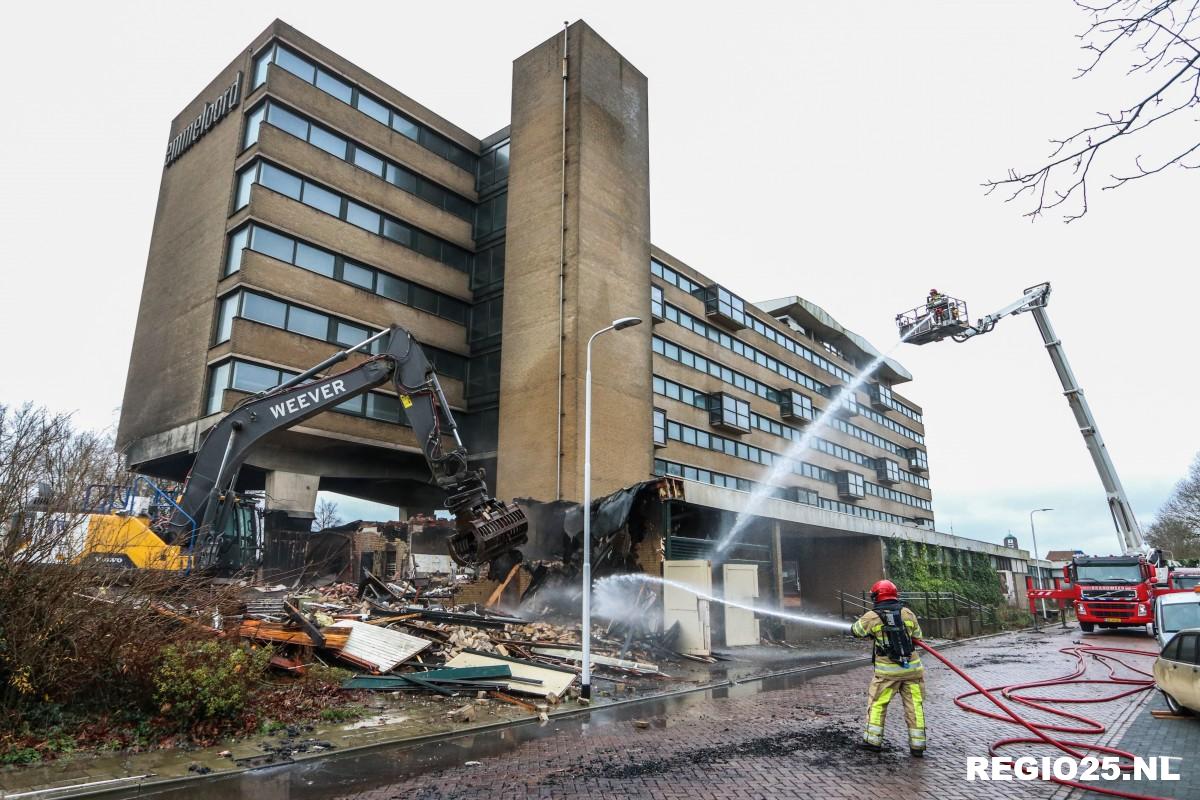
[850, 579, 926, 756]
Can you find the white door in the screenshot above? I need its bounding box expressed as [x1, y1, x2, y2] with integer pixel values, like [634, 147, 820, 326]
[663, 560, 712, 655]
[723, 563, 760, 647]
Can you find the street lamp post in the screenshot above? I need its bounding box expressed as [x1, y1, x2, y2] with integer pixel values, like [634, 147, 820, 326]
[1030, 507, 1053, 629]
[581, 316, 642, 702]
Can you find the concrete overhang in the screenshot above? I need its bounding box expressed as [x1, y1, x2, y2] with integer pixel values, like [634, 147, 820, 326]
[678, 479, 1029, 562]
[754, 296, 912, 386]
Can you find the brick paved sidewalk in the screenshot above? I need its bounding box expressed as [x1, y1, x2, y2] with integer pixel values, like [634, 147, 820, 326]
[327, 626, 1169, 800]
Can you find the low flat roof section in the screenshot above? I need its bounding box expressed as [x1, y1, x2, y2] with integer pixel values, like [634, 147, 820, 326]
[678, 479, 1028, 561]
[754, 296, 912, 386]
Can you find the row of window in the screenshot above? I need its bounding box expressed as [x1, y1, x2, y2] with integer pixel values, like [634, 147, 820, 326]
[206, 358, 410, 423]
[651, 373, 928, 489]
[651, 259, 925, 424]
[224, 223, 469, 325]
[235, 158, 473, 272]
[864, 480, 933, 511]
[650, 458, 916, 526]
[214, 288, 467, 381]
[661, 301, 833, 399]
[652, 335, 926, 455]
[244, 100, 474, 221]
[252, 42, 475, 173]
[753, 412, 929, 489]
[868, 381, 922, 424]
[662, 413, 933, 511]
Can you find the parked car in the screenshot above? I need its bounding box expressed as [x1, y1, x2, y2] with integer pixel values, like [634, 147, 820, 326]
[1154, 588, 1200, 649]
[1153, 627, 1200, 715]
[1171, 568, 1200, 591]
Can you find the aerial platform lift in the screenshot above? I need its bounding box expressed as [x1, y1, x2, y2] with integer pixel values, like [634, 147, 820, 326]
[896, 283, 1167, 632]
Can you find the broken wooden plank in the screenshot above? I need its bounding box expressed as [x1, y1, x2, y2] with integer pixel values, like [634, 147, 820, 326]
[284, 601, 325, 648]
[489, 691, 537, 712]
[531, 647, 660, 674]
[485, 563, 522, 608]
[238, 620, 350, 649]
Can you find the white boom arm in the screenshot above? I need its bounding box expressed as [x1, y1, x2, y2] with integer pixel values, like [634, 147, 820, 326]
[957, 283, 1146, 557]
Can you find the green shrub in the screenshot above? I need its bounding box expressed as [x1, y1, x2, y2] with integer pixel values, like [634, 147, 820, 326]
[153, 641, 272, 725]
[318, 705, 366, 723]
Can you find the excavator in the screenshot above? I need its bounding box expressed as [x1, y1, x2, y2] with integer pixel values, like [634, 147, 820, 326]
[78, 325, 528, 575]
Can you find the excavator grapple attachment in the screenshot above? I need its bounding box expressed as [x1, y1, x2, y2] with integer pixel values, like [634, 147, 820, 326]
[447, 501, 529, 566]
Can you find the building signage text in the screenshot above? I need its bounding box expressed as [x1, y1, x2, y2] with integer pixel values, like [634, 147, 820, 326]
[164, 72, 242, 168]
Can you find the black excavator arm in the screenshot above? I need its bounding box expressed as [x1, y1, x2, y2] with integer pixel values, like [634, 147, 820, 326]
[167, 326, 527, 570]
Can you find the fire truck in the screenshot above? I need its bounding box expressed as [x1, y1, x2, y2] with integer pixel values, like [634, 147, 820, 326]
[897, 284, 1166, 633]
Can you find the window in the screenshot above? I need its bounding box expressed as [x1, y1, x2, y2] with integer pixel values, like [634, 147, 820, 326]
[286, 305, 327, 339]
[387, 163, 418, 194]
[1162, 636, 1182, 662]
[382, 218, 411, 246]
[215, 293, 238, 343]
[241, 292, 287, 328]
[391, 114, 419, 140]
[474, 192, 507, 240]
[259, 163, 302, 200]
[343, 260, 374, 290]
[252, 46, 274, 88]
[353, 148, 384, 176]
[234, 167, 255, 210]
[295, 242, 335, 277]
[206, 362, 232, 414]
[470, 297, 504, 343]
[709, 393, 750, 433]
[335, 321, 369, 347]
[837, 471, 866, 500]
[274, 46, 315, 83]
[653, 409, 667, 446]
[779, 389, 813, 421]
[355, 93, 390, 126]
[301, 182, 341, 217]
[378, 273, 408, 303]
[477, 141, 510, 191]
[315, 69, 352, 103]
[651, 285, 664, 320]
[366, 393, 401, 423]
[1177, 634, 1199, 665]
[242, 104, 265, 150]
[309, 126, 347, 159]
[232, 361, 281, 394]
[346, 202, 380, 233]
[250, 225, 295, 263]
[467, 350, 502, 399]
[267, 104, 308, 140]
[224, 226, 249, 276]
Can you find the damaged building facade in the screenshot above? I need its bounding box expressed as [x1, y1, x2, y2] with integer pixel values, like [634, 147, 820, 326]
[117, 19, 1032, 626]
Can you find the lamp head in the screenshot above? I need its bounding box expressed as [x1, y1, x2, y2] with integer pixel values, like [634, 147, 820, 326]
[612, 316, 642, 331]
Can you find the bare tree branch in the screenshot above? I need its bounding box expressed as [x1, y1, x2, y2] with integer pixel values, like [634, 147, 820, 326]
[986, 0, 1200, 221]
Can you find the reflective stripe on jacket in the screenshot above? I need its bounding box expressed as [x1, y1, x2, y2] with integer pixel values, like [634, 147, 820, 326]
[851, 605, 924, 679]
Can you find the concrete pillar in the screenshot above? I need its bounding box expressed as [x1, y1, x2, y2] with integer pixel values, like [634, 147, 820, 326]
[497, 21, 653, 504]
[771, 521, 785, 606]
[264, 470, 319, 516]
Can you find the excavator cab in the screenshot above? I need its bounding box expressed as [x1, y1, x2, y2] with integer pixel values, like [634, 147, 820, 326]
[896, 293, 971, 345]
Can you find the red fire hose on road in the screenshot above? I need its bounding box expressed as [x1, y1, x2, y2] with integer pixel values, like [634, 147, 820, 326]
[915, 639, 1172, 800]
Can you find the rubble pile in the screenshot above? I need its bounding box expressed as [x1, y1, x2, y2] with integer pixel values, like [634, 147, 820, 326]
[231, 567, 678, 716]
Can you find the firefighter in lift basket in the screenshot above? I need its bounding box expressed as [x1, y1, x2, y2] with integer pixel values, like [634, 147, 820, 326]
[850, 579, 926, 756]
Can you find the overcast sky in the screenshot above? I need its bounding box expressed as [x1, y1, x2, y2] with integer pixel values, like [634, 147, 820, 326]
[1, 1, 1193, 559]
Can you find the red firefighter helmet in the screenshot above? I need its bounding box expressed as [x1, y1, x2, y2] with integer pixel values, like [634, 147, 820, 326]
[870, 579, 899, 603]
